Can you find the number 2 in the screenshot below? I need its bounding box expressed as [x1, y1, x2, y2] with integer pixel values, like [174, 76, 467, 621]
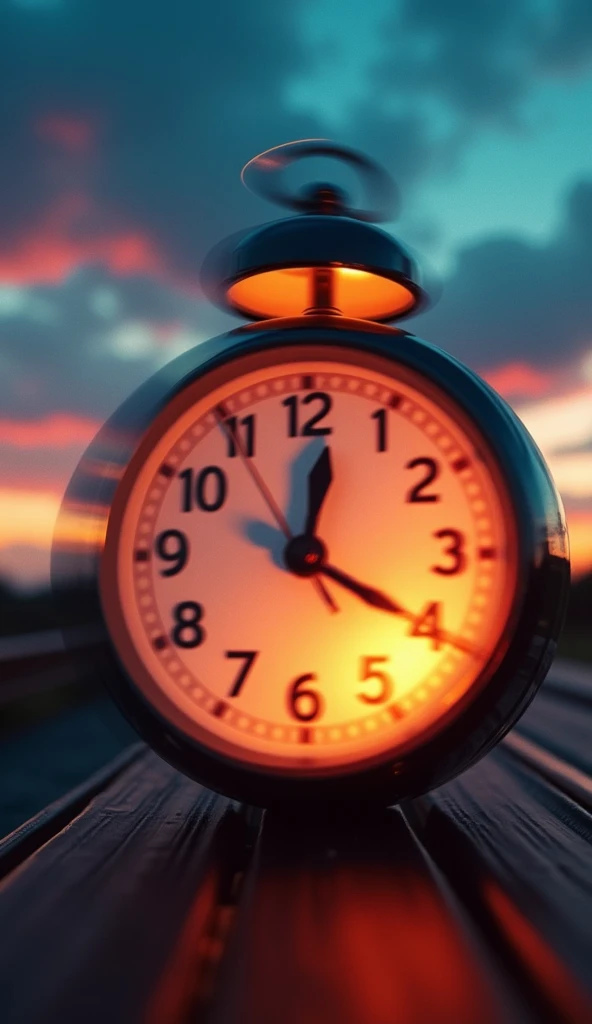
[405, 458, 440, 502]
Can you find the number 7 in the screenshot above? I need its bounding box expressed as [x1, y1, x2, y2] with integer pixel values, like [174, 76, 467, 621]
[226, 650, 259, 697]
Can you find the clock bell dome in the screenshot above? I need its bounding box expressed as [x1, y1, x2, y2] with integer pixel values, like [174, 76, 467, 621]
[200, 140, 428, 324]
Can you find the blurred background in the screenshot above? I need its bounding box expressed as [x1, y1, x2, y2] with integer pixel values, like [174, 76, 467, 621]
[0, 0, 590, 833]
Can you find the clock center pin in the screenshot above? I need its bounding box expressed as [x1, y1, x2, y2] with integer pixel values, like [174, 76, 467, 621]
[284, 534, 327, 577]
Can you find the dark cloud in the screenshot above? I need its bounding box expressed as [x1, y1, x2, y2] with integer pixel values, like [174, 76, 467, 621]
[374, 0, 592, 126]
[3, 0, 590, 284]
[0, 0, 326, 272]
[540, 0, 592, 72]
[0, 0, 464, 296]
[0, 0, 469, 427]
[413, 178, 592, 369]
[2, 176, 590, 429]
[1, 0, 591, 429]
[0, 268, 231, 420]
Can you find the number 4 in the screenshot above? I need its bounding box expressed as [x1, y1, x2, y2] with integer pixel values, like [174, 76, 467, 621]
[410, 601, 442, 650]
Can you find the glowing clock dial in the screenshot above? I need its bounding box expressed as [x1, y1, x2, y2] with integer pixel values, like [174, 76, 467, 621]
[101, 345, 518, 773]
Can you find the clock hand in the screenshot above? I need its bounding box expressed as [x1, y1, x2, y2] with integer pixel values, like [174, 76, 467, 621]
[321, 564, 403, 613]
[304, 445, 332, 536]
[215, 410, 291, 539]
[320, 563, 477, 655]
[214, 410, 338, 613]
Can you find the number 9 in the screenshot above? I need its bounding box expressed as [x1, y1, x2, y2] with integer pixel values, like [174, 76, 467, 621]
[155, 529, 189, 576]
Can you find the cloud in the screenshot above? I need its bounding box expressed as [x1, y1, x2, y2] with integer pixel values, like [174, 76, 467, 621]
[0, 266, 229, 421]
[539, 0, 592, 73]
[1, 0, 592, 593]
[0, 0, 328, 278]
[480, 362, 555, 399]
[0, 412, 99, 448]
[2, 175, 591, 435]
[3, 0, 591, 289]
[0, 194, 167, 286]
[515, 386, 592, 454]
[413, 178, 592, 369]
[35, 114, 95, 155]
[374, 0, 592, 127]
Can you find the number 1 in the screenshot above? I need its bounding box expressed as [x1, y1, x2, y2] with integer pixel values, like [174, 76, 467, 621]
[371, 408, 387, 452]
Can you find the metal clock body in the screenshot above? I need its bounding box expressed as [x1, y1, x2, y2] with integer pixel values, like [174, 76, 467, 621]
[54, 316, 569, 806]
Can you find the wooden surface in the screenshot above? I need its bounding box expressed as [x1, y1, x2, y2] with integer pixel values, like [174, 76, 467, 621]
[0, 660, 590, 1024]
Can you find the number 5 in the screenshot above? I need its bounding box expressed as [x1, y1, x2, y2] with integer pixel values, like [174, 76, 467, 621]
[358, 656, 393, 704]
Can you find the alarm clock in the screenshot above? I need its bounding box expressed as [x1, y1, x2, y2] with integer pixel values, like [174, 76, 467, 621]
[53, 141, 569, 806]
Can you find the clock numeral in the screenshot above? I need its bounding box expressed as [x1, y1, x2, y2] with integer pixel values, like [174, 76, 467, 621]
[282, 392, 333, 437]
[288, 673, 324, 722]
[358, 656, 393, 704]
[410, 601, 443, 649]
[171, 601, 205, 648]
[371, 408, 388, 452]
[226, 650, 258, 697]
[179, 466, 227, 512]
[155, 529, 189, 577]
[225, 414, 255, 458]
[432, 529, 466, 575]
[405, 457, 441, 503]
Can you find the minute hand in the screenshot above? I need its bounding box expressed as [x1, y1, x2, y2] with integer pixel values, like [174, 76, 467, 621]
[320, 564, 404, 613]
[319, 564, 478, 656]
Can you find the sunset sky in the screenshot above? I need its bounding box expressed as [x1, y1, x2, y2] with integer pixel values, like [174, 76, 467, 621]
[1, 0, 592, 586]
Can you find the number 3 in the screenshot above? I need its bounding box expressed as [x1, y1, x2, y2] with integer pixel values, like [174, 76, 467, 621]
[432, 529, 466, 575]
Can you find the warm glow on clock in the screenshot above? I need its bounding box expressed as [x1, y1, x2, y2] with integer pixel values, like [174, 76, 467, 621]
[227, 266, 416, 320]
[100, 344, 518, 774]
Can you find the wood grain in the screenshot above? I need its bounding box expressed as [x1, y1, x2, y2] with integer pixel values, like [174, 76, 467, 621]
[0, 742, 145, 881]
[0, 659, 590, 1024]
[405, 749, 592, 1022]
[0, 750, 241, 1024]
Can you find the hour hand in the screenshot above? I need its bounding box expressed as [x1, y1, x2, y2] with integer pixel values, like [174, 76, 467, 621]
[304, 445, 332, 536]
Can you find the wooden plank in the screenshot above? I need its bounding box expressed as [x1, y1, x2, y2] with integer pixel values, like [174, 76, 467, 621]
[0, 751, 245, 1024]
[405, 750, 592, 1022]
[0, 742, 145, 880]
[516, 689, 592, 774]
[208, 806, 530, 1024]
[503, 733, 592, 812]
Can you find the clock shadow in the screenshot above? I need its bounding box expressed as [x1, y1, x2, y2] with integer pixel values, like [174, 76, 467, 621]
[241, 439, 326, 570]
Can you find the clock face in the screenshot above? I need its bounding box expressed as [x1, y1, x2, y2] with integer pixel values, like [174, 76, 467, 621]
[101, 343, 519, 775]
